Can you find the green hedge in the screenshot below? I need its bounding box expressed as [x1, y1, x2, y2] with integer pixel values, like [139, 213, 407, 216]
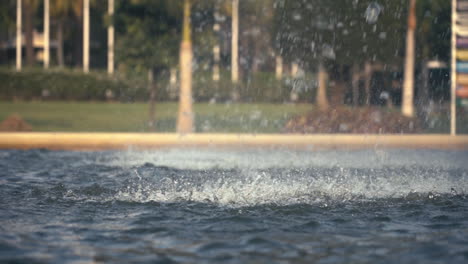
[0, 69, 126, 101]
[0, 69, 316, 102]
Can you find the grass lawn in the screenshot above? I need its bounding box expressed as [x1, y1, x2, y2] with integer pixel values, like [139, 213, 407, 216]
[1, 101, 466, 134]
[0, 102, 311, 133]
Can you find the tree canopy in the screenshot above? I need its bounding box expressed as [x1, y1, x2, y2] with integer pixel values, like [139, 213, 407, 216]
[0, 0, 452, 75]
[273, 0, 411, 69]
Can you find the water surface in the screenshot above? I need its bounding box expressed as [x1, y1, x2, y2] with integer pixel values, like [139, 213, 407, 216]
[1, 148, 467, 263]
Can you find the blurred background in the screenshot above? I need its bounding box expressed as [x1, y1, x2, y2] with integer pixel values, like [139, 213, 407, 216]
[0, 0, 466, 134]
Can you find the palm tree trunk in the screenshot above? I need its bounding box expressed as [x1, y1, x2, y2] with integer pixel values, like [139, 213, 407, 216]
[177, 0, 194, 133]
[44, 0, 50, 68]
[402, 0, 416, 117]
[24, 0, 34, 67]
[16, 0, 22, 71]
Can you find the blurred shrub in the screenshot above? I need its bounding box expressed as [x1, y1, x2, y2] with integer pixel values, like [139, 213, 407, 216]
[0, 68, 316, 102]
[0, 69, 128, 101]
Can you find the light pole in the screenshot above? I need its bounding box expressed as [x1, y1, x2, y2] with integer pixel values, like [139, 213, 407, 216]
[83, 0, 90, 73]
[44, 0, 50, 69]
[451, 0, 457, 135]
[16, 0, 22, 71]
[108, 0, 114, 75]
[231, 0, 239, 101]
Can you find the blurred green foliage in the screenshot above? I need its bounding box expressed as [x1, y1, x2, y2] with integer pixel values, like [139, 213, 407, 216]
[273, 0, 450, 70]
[0, 68, 315, 102]
[0, 0, 452, 103]
[0, 101, 312, 133]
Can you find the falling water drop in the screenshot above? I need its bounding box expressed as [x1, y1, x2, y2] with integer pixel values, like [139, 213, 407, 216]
[365, 2, 382, 24]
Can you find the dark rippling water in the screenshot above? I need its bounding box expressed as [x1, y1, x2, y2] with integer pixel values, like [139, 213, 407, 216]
[1, 148, 468, 263]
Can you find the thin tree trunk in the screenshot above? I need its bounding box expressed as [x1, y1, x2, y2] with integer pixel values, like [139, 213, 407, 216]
[44, 0, 50, 68]
[275, 55, 283, 100]
[24, 0, 34, 67]
[402, 0, 416, 117]
[148, 69, 156, 131]
[74, 14, 83, 67]
[450, 0, 457, 135]
[177, 0, 194, 133]
[251, 36, 260, 73]
[107, 0, 114, 75]
[364, 61, 372, 105]
[16, 0, 22, 71]
[212, 43, 220, 101]
[213, 7, 221, 83]
[57, 20, 64, 67]
[83, 0, 90, 73]
[352, 64, 360, 106]
[420, 59, 429, 106]
[317, 62, 329, 111]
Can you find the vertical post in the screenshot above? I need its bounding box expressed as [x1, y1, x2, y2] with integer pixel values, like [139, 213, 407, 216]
[231, 0, 239, 100]
[451, 0, 457, 135]
[402, 0, 416, 117]
[44, 0, 50, 68]
[107, 0, 114, 75]
[16, 0, 22, 71]
[83, 0, 90, 73]
[177, 0, 194, 133]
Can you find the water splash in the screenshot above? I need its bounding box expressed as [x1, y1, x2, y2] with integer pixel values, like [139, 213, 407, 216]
[19, 149, 468, 207]
[114, 165, 468, 207]
[365, 2, 382, 24]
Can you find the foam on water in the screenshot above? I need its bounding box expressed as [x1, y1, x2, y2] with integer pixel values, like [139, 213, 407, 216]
[106, 149, 468, 207]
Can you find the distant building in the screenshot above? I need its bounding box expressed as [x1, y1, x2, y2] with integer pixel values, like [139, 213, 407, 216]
[1, 30, 57, 63]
